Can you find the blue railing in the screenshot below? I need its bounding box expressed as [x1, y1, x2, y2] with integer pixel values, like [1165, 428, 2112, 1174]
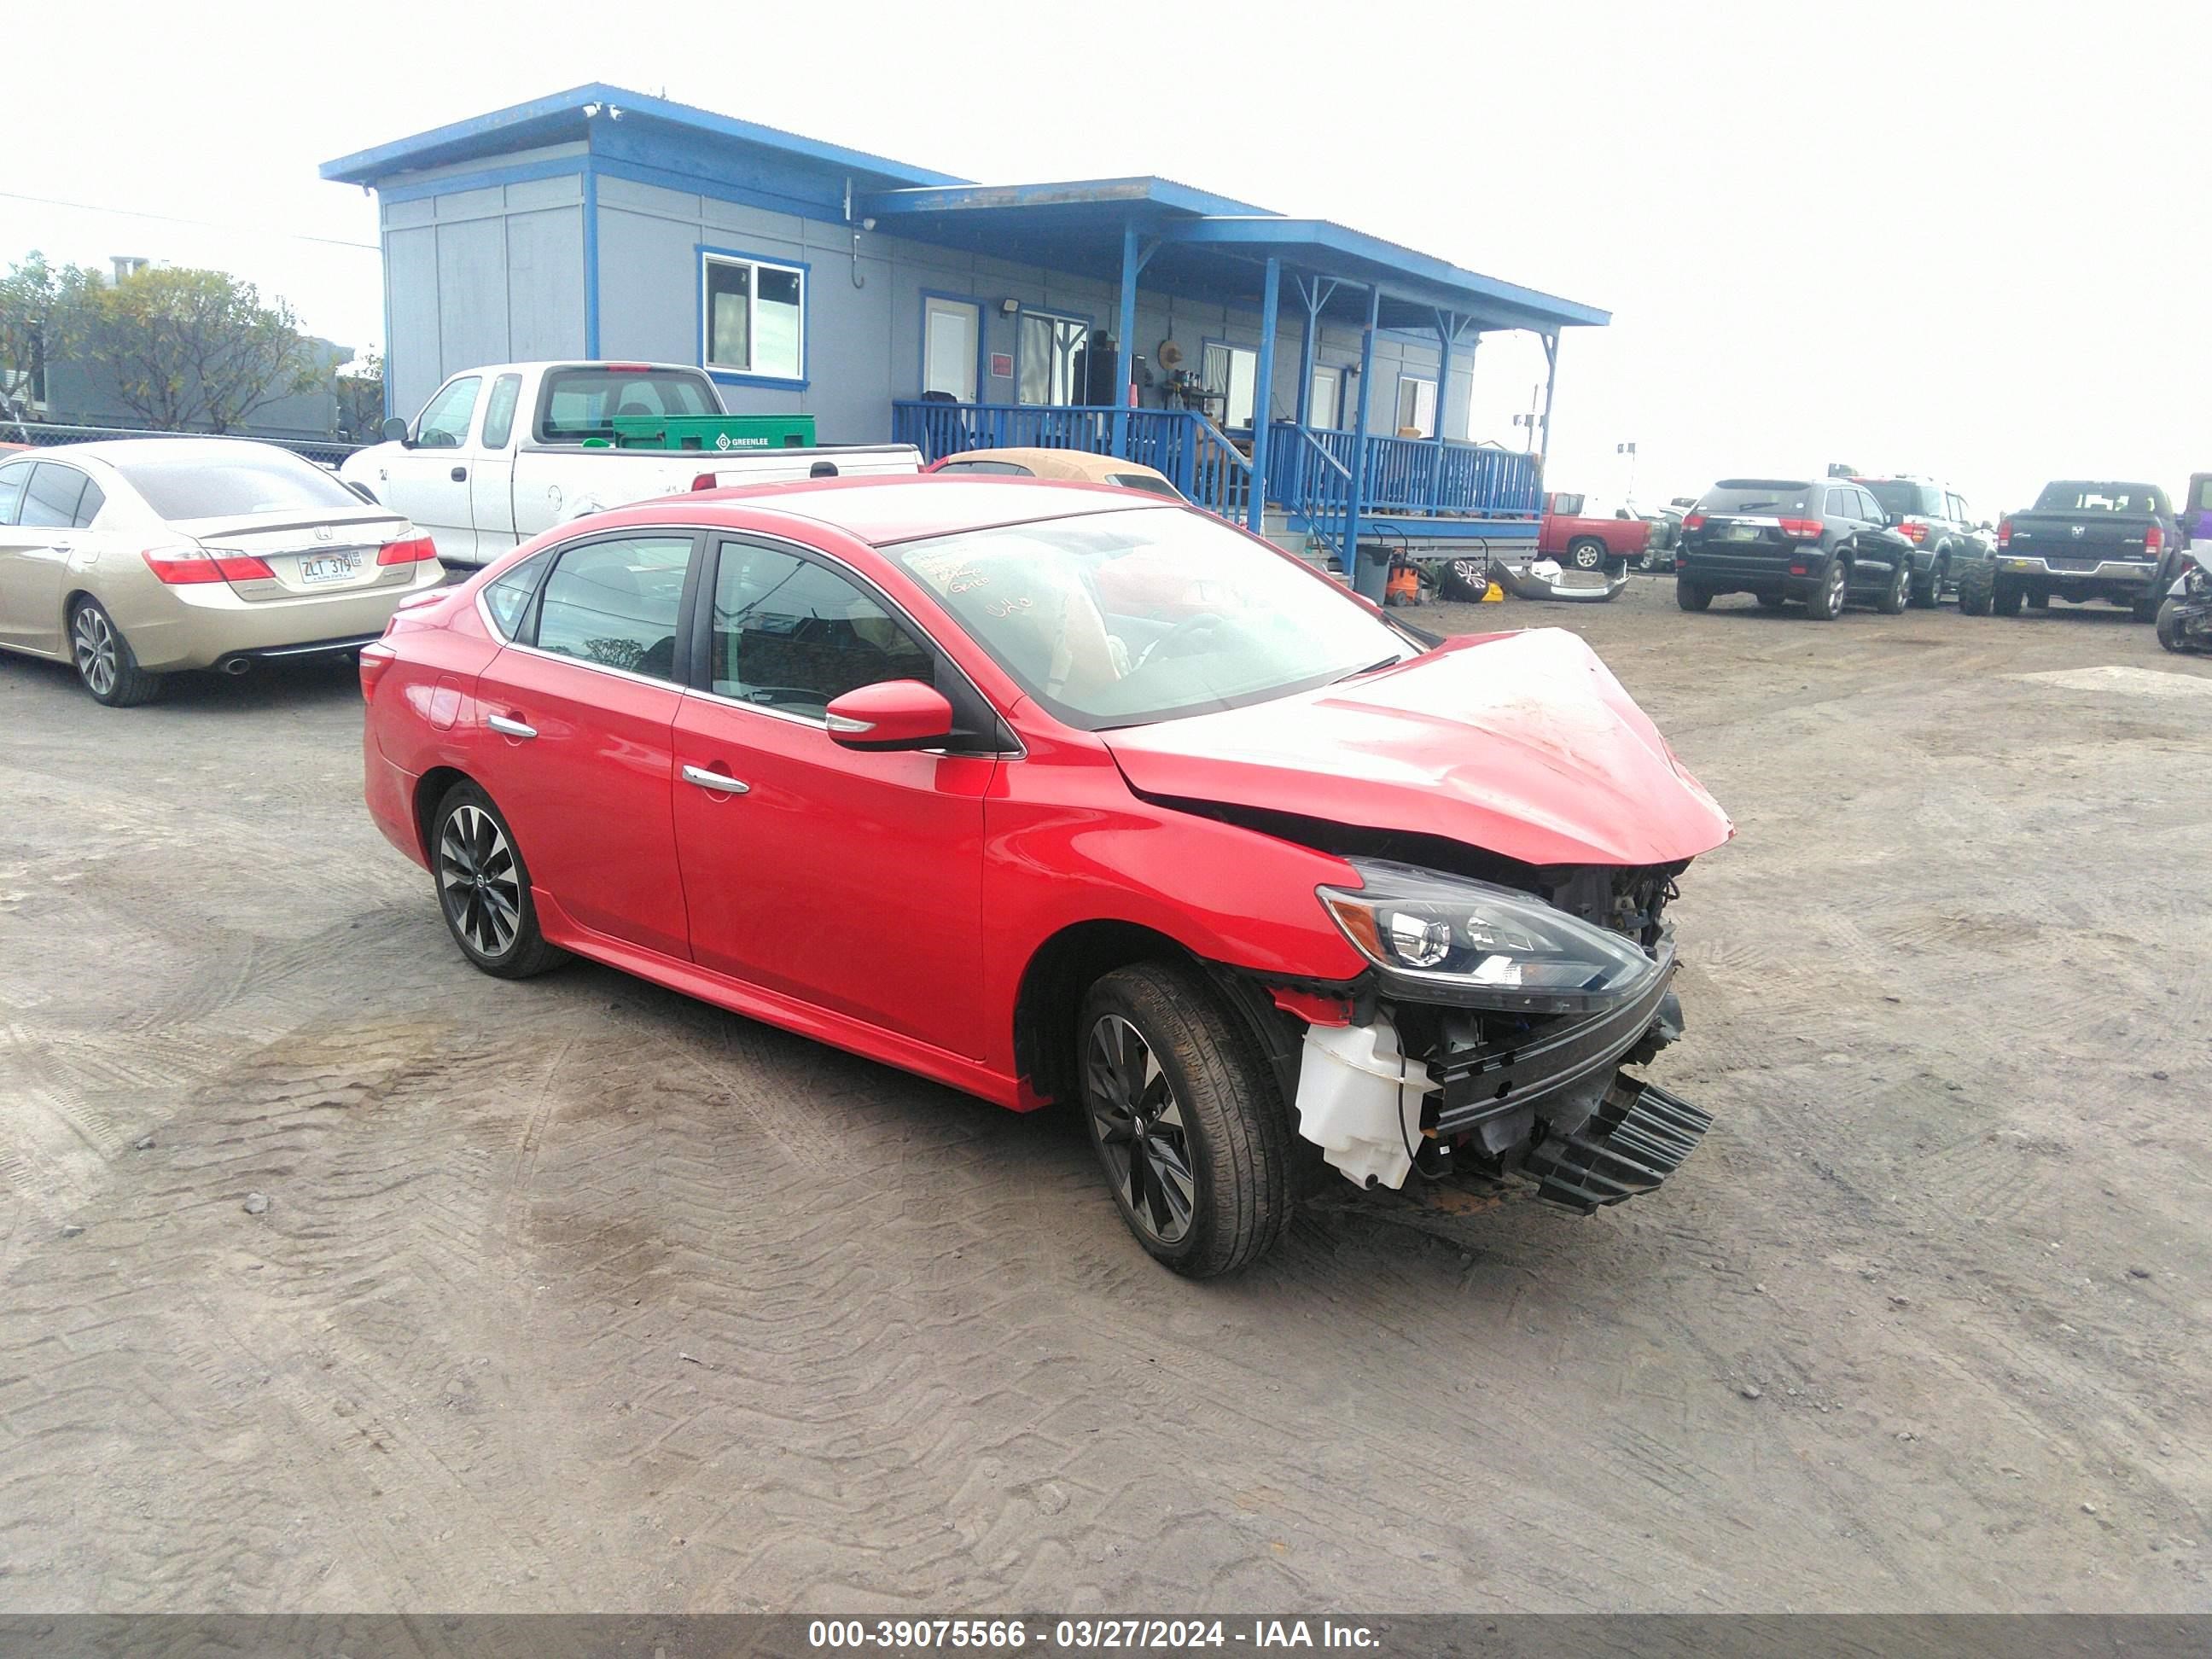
[892, 401, 1540, 548]
[1267, 424, 1541, 522]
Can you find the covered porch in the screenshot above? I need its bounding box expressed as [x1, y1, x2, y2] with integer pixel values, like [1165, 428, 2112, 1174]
[866, 180, 1606, 597]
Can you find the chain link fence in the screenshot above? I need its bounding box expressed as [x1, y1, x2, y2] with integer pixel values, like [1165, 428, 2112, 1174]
[0, 420, 363, 469]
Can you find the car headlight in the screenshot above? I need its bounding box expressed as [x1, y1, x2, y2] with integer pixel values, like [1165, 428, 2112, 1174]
[1318, 859, 1662, 1015]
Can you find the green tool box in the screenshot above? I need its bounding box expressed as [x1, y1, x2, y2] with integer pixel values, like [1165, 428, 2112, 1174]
[602, 413, 818, 451]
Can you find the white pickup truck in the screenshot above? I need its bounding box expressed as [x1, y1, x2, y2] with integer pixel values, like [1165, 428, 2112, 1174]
[338, 360, 922, 568]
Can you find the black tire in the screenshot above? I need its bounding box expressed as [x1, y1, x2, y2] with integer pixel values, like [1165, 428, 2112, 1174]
[1909, 556, 1941, 608]
[1804, 557, 1848, 621]
[1566, 537, 1608, 573]
[1077, 961, 1293, 1278]
[2157, 599, 2189, 652]
[1877, 558, 1911, 615]
[1992, 578, 2023, 617]
[1958, 562, 1994, 616]
[2131, 591, 2162, 623]
[1755, 594, 1788, 612]
[1442, 556, 1489, 602]
[429, 781, 568, 980]
[69, 597, 163, 707]
[2026, 591, 2050, 610]
[1676, 580, 1713, 612]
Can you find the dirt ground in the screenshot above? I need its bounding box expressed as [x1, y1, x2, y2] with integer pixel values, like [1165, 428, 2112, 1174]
[1, 575, 2207, 1615]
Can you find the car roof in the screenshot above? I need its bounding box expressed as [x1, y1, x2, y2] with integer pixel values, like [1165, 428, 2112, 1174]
[938, 448, 1175, 486]
[678, 473, 1172, 545]
[18, 436, 307, 469]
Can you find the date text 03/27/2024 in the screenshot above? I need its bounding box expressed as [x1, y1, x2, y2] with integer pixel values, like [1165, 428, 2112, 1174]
[805, 1621, 1382, 1650]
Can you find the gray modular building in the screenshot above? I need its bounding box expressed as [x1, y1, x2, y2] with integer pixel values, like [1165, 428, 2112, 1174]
[323, 84, 1608, 593]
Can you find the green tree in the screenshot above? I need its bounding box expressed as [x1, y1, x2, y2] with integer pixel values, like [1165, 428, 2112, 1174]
[89, 266, 323, 434]
[0, 252, 100, 423]
[335, 348, 384, 439]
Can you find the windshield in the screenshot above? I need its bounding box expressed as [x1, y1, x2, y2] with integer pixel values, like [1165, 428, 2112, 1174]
[891, 507, 1412, 731]
[536, 368, 720, 443]
[2033, 481, 2165, 515]
[1697, 480, 1813, 515]
[1863, 480, 1937, 517]
[114, 447, 366, 520]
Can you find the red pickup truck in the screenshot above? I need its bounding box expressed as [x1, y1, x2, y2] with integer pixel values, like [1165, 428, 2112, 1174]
[1540, 493, 1658, 572]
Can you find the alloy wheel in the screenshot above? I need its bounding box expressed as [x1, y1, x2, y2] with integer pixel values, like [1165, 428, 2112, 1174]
[73, 608, 118, 699]
[438, 803, 521, 958]
[1572, 543, 1604, 570]
[1084, 1013, 1196, 1245]
[1822, 564, 1847, 617]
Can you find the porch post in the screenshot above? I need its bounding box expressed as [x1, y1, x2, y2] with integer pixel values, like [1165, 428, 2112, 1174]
[1431, 316, 1452, 518]
[1115, 223, 1139, 457]
[1246, 256, 1279, 534]
[1295, 278, 1318, 428]
[1347, 285, 1382, 601]
[1537, 330, 1560, 483]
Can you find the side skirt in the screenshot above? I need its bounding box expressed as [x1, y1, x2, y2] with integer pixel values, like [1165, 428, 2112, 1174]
[533, 889, 1027, 1112]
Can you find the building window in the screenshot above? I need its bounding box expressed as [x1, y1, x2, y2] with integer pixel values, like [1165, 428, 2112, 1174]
[1307, 365, 1341, 429]
[1017, 311, 1090, 407]
[1395, 375, 1436, 438]
[703, 252, 806, 381]
[1202, 342, 1258, 430]
[923, 297, 980, 403]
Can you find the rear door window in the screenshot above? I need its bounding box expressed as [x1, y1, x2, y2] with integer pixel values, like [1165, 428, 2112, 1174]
[20, 463, 89, 528]
[530, 533, 696, 682]
[706, 541, 935, 719]
[0, 462, 32, 526]
[73, 480, 107, 527]
[480, 374, 523, 450]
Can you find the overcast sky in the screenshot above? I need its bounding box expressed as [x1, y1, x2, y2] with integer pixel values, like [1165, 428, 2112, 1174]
[6, 0, 2202, 516]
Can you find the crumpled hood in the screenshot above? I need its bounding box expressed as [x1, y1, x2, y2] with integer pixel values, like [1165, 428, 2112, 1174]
[1101, 627, 1732, 868]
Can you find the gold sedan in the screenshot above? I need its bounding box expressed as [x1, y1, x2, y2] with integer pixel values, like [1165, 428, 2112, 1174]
[0, 439, 443, 706]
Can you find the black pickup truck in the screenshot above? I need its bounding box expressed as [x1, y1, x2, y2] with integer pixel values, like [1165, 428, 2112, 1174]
[1970, 480, 2181, 620]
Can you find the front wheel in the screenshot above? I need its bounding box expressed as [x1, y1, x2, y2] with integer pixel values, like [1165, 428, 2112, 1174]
[1676, 580, 1713, 612]
[71, 598, 164, 707]
[1079, 963, 1293, 1278]
[2131, 591, 2162, 623]
[430, 782, 568, 979]
[1910, 560, 1941, 608]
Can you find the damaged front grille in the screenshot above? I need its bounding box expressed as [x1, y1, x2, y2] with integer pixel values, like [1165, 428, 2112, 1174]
[1522, 1076, 1714, 1212]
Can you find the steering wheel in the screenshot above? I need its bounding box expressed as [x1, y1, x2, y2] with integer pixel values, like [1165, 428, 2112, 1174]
[1132, 612, 1225, 672]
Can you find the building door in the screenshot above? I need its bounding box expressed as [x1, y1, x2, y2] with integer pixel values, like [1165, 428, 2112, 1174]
[1017, 311, 1090, 406]
[1308, 365, 1341, 428]
[923, 299, 980, 403]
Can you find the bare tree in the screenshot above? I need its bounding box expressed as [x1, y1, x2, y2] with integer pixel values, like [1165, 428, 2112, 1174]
[89, 266, 323, 433]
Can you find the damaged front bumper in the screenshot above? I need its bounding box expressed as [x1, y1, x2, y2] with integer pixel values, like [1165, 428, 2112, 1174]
[1285, 938, 1711, 1212]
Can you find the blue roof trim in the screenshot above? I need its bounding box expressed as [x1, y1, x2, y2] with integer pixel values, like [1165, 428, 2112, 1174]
[861, 176, 1274, 221]
[1159, 218, 1610, 328]
[320, 83, 966, 190]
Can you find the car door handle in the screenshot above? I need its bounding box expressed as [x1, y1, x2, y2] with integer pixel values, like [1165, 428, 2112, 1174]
[486, 713, 536, 739]
[451, 465, 469, 482]
[682, 764, 750, 795]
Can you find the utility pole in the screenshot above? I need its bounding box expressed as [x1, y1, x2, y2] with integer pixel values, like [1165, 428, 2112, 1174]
[1617, 440, 1639, 509]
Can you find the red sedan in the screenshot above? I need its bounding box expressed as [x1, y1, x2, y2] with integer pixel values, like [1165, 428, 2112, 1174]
[363, 477, 1732, 1276]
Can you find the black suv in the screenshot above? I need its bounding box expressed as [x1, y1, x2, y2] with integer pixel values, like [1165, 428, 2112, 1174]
[1854, 475, 1994, 608]
[1675, 478, 1919, 620]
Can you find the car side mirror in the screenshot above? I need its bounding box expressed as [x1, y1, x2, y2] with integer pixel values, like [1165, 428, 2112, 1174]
[381, 416, 413, 446]
[825, 680, 955, 750]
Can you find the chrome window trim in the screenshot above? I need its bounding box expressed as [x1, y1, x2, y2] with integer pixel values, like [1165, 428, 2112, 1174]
[472, 522, 1028, 759]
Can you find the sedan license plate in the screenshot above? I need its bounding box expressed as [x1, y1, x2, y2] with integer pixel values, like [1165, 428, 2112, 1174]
[298, 552, 360, 586]
[1724, 524, 1761, 542]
